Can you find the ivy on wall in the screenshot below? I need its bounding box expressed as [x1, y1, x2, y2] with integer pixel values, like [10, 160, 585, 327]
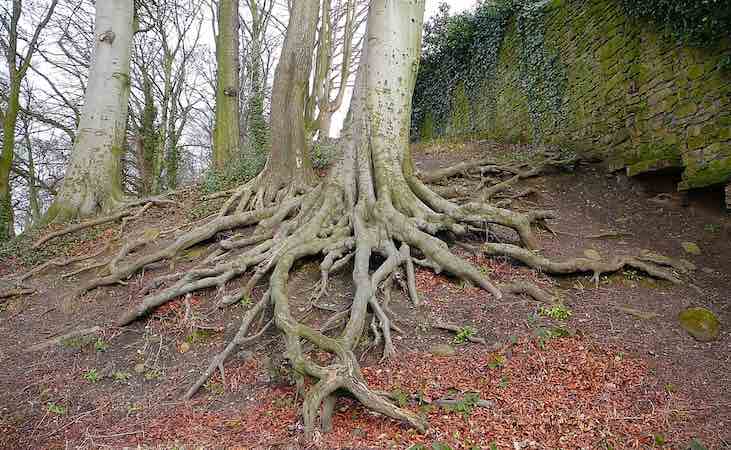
[412, 0, 731, 141]
[412, 0, 562, 140]
[515, 0, 567, 141]
[619, 0, 731, 48]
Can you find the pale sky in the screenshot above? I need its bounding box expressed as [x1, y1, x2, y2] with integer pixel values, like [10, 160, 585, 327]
[425, 0, 476, 18]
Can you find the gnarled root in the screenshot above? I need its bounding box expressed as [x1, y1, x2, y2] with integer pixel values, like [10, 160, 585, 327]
[482, 242, 684, 285]
[77, 157, 559, 438]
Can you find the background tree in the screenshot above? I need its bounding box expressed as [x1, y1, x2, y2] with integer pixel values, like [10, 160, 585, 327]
[0, 0, 58, 239]
[306, 0, 366, 139]
[212, 0, 240, 170]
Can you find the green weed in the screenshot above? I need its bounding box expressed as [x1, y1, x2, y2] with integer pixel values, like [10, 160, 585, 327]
[83, 369, 100, 383]
[538, 304, 572, 321]
[47, 402, 66, 415]
[453, 326, 476, 344]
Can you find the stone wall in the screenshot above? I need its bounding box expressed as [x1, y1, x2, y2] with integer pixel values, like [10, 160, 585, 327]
[423, 0, 731, 192]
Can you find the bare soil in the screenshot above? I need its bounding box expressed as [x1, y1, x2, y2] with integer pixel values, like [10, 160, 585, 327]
[1, 140, 728, 449]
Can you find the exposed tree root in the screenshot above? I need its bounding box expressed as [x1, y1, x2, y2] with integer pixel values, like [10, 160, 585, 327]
[13, 244, 110, 282]
[27, 326, 101, 353]
[60, 148, 686, 439]
[32, 195, 180, 249]
[0, 286, 36, 300]
[71, 152, 566, 437]
[482, 242, 684, 285]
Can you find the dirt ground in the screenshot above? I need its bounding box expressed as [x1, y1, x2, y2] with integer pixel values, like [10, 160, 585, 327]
[0, 140, 728, 449]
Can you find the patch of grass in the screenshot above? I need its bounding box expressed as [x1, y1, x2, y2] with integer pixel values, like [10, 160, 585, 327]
[144, 370, 161, 381]
[538, 303, 572, 321]
[61, 335, 95, 350]
[83, 368, 100, 383]
[94, 338, 109, 352]
[498, 376, 510, 388]
[112, 371, 132, 382]
[47, 402, 66, 415]
[204, 381, 224, 395]
[444, 392, 481, 418]
[704, 223, 720, 233]
[127, 403, 143, 415]
[185, 328, 215, 344]
[453, 326, 476, 344]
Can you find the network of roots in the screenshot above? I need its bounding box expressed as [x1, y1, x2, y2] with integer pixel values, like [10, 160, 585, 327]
[26, 145, 692, 437]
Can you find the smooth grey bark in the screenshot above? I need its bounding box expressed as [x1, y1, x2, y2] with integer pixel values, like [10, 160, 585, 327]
[45, 0, 134, 223]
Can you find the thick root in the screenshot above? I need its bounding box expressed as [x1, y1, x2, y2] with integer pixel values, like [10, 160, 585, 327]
[482, 242, 684, 285]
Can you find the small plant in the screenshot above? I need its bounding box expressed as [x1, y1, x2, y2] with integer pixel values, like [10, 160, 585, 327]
[392, 388, 410, 407]
[653, 434, 666, 446]
[144, 370, 161, 381]
[704, 223, 720, 233]
[623, 268, 642, 281]
[94, 338, 109, 352]
[204, 381, 225, 395]
[445, 392, 481, 418]
[688, 439, 708, 450]
[127, 403, 143, 415]
[487, 354, 506, 370]
[498, 376, 509, 388]
[539, 303, 572, 321]
[47, 402, 66, 415]
[112, 371, 132, 382]
[535, 326, 571, 349]
[83, 368, 100, 383]
[311, 138, 338, 170]
[453, 326, 476, 344]
[239, 295, 253, 308]
[185, 328, 215, 344]
[61, 335, 94, 350]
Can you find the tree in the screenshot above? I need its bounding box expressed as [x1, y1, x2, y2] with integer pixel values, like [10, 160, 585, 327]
[44, 0, 134, 223]
[240, 0, 276, 154]
[212, 0, 240, 170]
[72, 0, 577, 438]
[0, 0, 58, 239]
[306, 0, 365, 138]
[131, 0, 204, 193]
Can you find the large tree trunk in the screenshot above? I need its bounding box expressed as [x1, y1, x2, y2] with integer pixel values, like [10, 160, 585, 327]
[45, 0, 133, 223]
[261, 0, 320, 196]
[212, 0, 241, 170]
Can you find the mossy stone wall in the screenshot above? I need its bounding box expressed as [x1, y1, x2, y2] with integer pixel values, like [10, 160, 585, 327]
[431, 0, 731, 190]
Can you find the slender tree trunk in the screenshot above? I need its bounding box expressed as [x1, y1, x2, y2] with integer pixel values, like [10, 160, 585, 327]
[154, 51, 174, 192]
[138, 74, 158, 196]
[0, 81, 20, 240]
[45, 0, 133, 223]
[23, 123, 41, 224]
[212, 0, 240, 170]
[258, 0, 320, 200]
[245, 0, 268, 154]
[1, 0, 59, 238]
